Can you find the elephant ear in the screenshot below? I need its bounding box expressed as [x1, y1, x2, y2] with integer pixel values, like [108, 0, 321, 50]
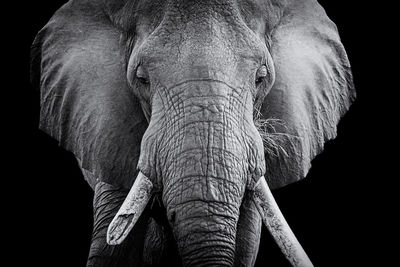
[30, 0, 147, 189]
[260, 0, 355, 189]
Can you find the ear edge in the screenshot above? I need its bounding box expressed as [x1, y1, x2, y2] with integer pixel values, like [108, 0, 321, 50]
[260, 0, 356, 189]
[33, 1, 147, 189]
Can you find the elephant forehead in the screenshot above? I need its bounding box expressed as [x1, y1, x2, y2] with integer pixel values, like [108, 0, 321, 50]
[163, 0, 243, 27]
[135, 0, 268, 64]
[108, 0, 282, 41]
[160, 0, 281, 40]
[139, 26, 265, 90]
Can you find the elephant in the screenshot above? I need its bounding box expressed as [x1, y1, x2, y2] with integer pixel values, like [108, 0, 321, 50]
[30, 0, 355, 266]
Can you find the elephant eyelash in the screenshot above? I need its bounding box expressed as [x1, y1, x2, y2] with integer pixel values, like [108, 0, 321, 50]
[136, 65, 150, 84]
[255, 65, 268, 85]
[255, 76, 265, 84]
[137, 76, 150, 84]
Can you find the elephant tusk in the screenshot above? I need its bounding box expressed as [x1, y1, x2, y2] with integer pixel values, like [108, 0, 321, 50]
[253, 177, 313, 267]
[107, 172, 153, 245]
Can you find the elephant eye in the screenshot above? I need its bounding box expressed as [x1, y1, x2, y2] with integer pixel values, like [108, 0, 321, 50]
[255, 65, 268, 85]
[136, 65, 149, 84]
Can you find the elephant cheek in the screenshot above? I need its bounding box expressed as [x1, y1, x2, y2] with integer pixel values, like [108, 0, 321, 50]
[136, 108, 165, 187]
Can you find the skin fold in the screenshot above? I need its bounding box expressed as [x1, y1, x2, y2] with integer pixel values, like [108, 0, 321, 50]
[31, 0, 355, 266]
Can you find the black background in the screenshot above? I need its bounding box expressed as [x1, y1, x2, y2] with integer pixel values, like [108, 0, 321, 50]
[10, 0, 391, 266]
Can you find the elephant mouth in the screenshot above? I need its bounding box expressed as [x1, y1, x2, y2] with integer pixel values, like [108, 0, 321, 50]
[107, 171, 313, 266]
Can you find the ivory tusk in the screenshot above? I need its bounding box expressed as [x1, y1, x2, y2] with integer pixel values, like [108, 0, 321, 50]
[107, 172, 153, 245]
[253, 176, 313, 267]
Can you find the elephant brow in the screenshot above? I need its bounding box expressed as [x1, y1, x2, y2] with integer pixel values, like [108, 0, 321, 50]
[168, 78, 241, 93]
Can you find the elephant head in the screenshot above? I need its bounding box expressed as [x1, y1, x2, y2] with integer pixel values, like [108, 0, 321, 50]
[31, 0, 355, 266]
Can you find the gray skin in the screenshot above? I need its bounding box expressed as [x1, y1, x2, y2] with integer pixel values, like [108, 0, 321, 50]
[31, 0, 355, 266]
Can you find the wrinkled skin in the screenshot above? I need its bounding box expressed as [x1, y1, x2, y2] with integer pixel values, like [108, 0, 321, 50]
[135, 4, 269, 265]
[31, 0, 355, 266]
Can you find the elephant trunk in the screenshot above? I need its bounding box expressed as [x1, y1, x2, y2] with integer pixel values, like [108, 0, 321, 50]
[161, 117, 246, 266]
[140, 80, 266, 266]
[170, 199, 238, 266]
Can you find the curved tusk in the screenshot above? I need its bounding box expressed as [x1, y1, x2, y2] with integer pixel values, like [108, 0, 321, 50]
[107, 172, 153, 245]
[253, 177, 313, 267]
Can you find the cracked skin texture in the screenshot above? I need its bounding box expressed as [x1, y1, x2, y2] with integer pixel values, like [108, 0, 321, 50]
[31, 0, 355, 266]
